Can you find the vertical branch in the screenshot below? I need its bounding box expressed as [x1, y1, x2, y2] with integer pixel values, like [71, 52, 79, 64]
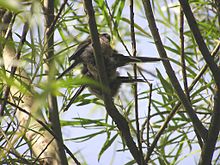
[83, 0, 143, 164]
[138, 70, 153, 150]
[199, 69, 220, 165]
[141, 0, 208, 143]
[146, 83, 152, 149]
[0, 21, 28, 116]
[180, 8, 189, 100]
[0, 11, 13, 116]
[199, 88, 220, 165]
[178, 1, 220, 164]
[130, 0, 144, 164]
[179, 8, 203, 148]
[1, 8, 66, 164]
[43, 0, 68, 164]
[47, 0, 68, 37]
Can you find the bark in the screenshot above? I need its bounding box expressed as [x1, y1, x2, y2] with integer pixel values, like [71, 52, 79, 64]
[1, 10, 61, 165]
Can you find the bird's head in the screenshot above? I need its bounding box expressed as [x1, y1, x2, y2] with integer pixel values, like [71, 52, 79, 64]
[100, 33, 111, 42]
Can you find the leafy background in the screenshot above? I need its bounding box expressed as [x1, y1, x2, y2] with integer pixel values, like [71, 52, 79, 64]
[0, 0, 220, 164]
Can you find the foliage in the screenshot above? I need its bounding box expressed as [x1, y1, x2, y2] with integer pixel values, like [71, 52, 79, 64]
[0, 0, 220, 164]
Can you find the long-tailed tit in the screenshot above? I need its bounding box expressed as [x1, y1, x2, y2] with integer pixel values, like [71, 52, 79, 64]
[57, 33, 166, 111]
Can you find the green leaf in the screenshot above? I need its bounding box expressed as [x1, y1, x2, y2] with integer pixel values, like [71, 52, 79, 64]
[95, 0, 112, 30]
[171, 136, 185, 164]
[121, 17, 151, 37]
[156, 69, 175, 103]
[98, 133, 118, 161]
[0, 0, 22, 12]
[66, 130, 107, 142]
[114, 0, 125, 26]
[61, 118, 112, 127]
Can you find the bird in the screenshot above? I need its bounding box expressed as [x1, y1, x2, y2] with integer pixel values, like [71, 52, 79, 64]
[57, 33, 166, 111]
[57, 33, 165, 80]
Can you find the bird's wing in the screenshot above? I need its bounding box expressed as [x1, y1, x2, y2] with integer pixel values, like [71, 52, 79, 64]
[63, 85, 86, 112]
[57, 60, 79, 80]
[69, 38, 91, 61]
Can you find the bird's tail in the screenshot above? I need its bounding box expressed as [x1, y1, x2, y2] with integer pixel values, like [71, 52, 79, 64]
[117, 76, 145, 83]
[114, 53, 167, 67]
[135, 56, 167, 62]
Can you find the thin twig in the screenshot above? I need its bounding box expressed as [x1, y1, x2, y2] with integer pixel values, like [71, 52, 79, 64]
[180, 8, 189, 101]
[199, 87, 220, 165]
[45, 0, 68, 37]
[146, 83, 152, 148]
[33, 137, 55, 164]
[180, 7, 203, 148]
[130, 0, 144, 164]
[138, 70, 153, 149]
[63, 85, 86, 112]
[179, 2, 220, 163]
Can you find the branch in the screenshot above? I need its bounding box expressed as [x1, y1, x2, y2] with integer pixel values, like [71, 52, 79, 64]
[145, 41, 220, 162]
[104, 0, 132, 56]
[46, 0, 68, 36]
[141, 0, 208, 144]
[43, 0, 68, 164]
[1, 9, 65, 164]
[178, 1, 220, 164]
[179, 0, 220, 86]
[83, 0, 143, 164]
[199, 87, 220, 164]
[130, 0, 144, 164]
[179, 7, 203, 148]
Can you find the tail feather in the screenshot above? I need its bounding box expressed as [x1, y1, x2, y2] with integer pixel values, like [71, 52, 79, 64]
[135, 56, 167, 62]
[113, 53, 167, 67]
[117, 76, 144, 83]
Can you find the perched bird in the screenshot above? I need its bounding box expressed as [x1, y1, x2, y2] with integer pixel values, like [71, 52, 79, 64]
[57, 33, 165, 80]
[57, 33, 166, 111]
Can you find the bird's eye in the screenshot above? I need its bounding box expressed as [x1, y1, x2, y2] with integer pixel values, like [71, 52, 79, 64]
[102, 33, 111, 41]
